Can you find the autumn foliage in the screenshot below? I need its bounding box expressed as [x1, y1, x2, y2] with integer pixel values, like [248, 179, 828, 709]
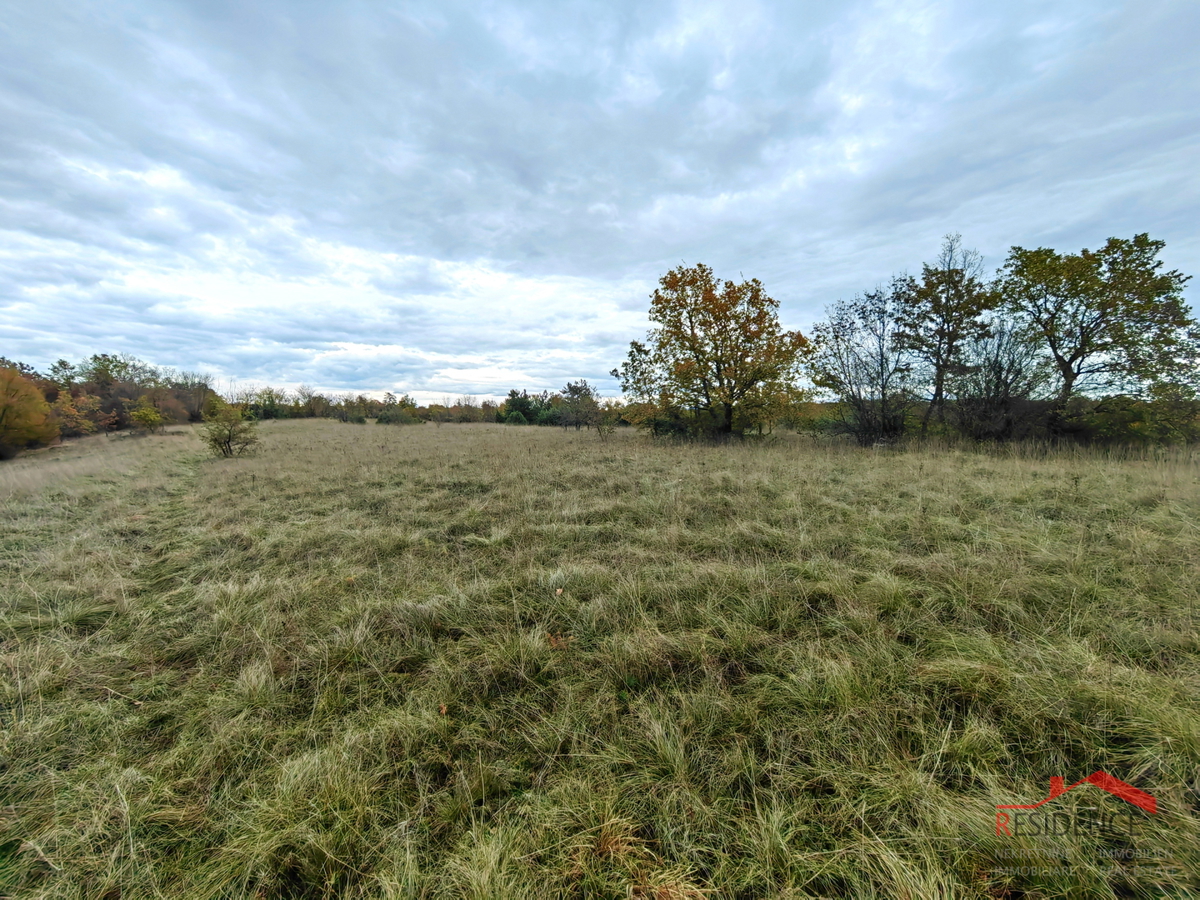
[613, 263, 810, 437]
[0, 366, 59, 458]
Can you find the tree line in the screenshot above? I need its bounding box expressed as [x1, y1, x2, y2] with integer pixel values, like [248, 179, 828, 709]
[1, 354, 215, 458]
[0, 352, 627, 458]
[0, 352, 490, 458]
[3, 231, 1196, 458]
[613, 233, 1199, 445]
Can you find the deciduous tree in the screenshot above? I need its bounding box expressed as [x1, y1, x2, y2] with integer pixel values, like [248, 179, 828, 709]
[201, 403, 259, 457]
[48, 359, 78, 388]
[895, 234, 996, 433]
[948, 318, 1053, 441]
[611, 263, 810, 437]
[808, 281, 916, 446]
[0, 366, 59, 458]
[596, 399, 623, 441]
[51, 391, 102, 437]
[997, 234, 1197, 405]
[560, 379, 600, 430]
[130, 396, 166, 434]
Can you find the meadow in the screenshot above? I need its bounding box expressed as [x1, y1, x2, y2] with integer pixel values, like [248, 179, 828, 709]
[2, 420, 1199, 899]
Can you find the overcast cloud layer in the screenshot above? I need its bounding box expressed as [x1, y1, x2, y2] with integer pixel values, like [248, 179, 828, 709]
[2, 0, 1197, 400]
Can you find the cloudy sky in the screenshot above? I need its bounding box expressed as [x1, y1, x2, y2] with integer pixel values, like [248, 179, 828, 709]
[1, 0, 1197, 400]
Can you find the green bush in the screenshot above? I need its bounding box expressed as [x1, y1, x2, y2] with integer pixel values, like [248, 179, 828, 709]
[1064, 388, 1200, 445]
[200, 404, 259, 457]
[129, 396, 166, 434]
[376, 406, 420, 425]
[504, 410, 528, 425]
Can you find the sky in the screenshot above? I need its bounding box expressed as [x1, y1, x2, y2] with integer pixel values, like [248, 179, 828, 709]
[1, 0, 1197, 402]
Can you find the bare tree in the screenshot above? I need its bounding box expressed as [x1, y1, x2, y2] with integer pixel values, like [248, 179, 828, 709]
[296, 384, 318, 417]
[455, 395, 483, 423]
[809, 280, 917, 446]
[948, 318, 1054, 441]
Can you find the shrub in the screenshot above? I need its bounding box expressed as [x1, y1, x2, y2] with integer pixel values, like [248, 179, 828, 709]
[129, 396, 166, 434]
[1063, 387, 1200, 446]
[201, 404, 259, 457]
[504, 410, 528, 425]
[596, 399, 623, 441]
[51, 391, 101, 437]
[376, 406, 420, 425]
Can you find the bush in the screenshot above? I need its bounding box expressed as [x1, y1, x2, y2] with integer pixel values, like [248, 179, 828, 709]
[596, 399, 623, 441]
[51, 391, 101, 437]
[376, 406, 420, 425]
[1061, 388, 1200, 446]
[504, 410, 528, 425]
[201, 404, 259, 457]
[129, 397, 166, 434]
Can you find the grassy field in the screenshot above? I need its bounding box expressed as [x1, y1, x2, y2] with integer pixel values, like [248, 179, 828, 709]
[2, 420, 1199, 899]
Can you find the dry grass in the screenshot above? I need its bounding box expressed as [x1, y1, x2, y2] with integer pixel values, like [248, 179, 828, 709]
[2, 420, 1199, 898]
[0, 426, 197, 501]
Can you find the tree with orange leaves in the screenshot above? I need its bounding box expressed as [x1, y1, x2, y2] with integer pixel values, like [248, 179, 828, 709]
[0, 365, 60, 459]
[612, 263, 811, 437]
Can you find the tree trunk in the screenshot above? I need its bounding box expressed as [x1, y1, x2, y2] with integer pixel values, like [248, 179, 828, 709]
[1052, 351, 1077, 406]
[720, 402, 735, 437]
[920, 366, 947, 437]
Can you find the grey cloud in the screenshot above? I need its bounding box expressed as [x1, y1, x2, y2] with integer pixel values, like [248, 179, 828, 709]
[1, 0, 1196, 392]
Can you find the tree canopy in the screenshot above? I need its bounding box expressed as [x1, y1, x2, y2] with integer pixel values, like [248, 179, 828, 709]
[612, 263, 810, 437]
[997, 233, 1197, 404]
[894, 234, 996, 433]
[0, 366, 59, 458]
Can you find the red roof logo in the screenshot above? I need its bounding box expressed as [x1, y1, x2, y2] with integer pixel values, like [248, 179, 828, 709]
[997, 771, 1156, 814]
